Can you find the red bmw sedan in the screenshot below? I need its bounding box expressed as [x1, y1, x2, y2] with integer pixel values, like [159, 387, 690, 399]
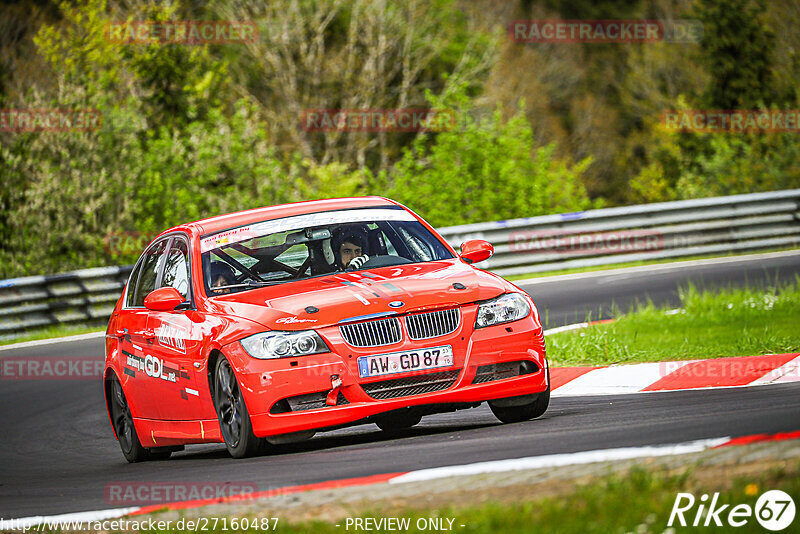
[104, 197, 549, 461]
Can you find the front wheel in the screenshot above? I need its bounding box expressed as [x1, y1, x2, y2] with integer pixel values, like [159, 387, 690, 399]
[214, 357, 264, 458]
[489, 369, 550, 424]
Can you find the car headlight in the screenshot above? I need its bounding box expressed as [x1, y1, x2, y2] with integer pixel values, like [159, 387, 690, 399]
[240, 330, 330, 359]
[475, 293, 531, 328]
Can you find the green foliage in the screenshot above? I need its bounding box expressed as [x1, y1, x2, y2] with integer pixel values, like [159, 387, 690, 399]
[389, 87, 593, 227]
[130, 102, 293, 235]
[3, 0, 800, 277]
[630, 128, 800, 202]
[219, 0, 497, 171]
[675, 133, 800, 198]
[297, 160, 371, 200]
[694, 0, 777, 108]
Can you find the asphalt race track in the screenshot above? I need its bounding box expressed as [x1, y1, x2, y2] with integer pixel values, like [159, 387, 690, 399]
[2, 252, 799, 518]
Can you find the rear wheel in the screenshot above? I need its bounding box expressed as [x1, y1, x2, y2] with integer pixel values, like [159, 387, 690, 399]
[214, 357, 264, 458]
[489, 369, 550, 424]
[374, 409, 422, 432]
[109, 374, 171, 462]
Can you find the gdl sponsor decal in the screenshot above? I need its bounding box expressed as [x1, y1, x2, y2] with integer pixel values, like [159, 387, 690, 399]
[668, 489, 795, 531]
[127, 353, 177, 383]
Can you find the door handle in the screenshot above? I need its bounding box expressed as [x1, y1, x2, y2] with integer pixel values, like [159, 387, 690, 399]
[143, 330, 156, 342]
[114, 329, 127, 339]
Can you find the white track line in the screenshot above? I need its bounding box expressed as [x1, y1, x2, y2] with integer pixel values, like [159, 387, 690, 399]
[389, 437, 731, 484]
[515, 249, 800, 286]
[0, 331, 105, 352]
[543, 322, 590, 335]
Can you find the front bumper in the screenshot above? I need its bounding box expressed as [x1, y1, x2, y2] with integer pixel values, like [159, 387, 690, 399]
[224, 304, 547, 437]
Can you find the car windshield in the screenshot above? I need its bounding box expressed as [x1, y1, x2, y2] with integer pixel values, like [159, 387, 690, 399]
[200, 207, 453, 295]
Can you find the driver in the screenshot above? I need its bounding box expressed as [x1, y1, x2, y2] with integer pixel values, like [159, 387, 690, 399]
[209, 261, 236, 294]
[331, 225, 369, 271]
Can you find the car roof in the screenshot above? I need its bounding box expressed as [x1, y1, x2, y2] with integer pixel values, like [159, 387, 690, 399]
[178, 196, 401, 237]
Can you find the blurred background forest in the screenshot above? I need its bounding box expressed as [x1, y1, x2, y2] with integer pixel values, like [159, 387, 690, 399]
[1, 0, 799, 277]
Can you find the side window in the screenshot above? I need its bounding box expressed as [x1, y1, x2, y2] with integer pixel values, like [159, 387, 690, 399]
[125, 262, 143, 308]
[131, 240, 167, 307]
[161, 239, 190, 299]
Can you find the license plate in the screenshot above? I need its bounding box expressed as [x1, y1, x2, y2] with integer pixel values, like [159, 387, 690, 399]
[358, 345, 454, 378]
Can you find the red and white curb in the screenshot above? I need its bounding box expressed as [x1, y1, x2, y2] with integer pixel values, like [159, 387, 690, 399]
[4, 431, 799, 529]
[549, 353, 800, 397]
[543, 314, 800, 396]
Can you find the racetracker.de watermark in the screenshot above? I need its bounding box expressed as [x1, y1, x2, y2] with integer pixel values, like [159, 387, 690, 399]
[658, 360, 800, 381]
[300, 109, 456, 132]
[0, 516, 279, 533]
[105, 481, 259, 506]
[1, 357, 104, 380]
[508, 229, 663, 255]
[662, 110, 800, 133]
[0, 109, 101, 132]
[104, 231, 158, 256]
[509, 19, 703, 43]
[104, 20, 257, 45]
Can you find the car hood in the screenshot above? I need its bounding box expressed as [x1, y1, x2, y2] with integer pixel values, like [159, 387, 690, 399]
[204, 260, 509, 330]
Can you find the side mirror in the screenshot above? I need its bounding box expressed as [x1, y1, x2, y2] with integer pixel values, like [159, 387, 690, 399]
[144, 287, 186, 311]
[459, 239, 494, 264]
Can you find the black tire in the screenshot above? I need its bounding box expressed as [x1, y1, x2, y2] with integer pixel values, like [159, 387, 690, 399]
[489, 369, 550, 424]
[374, 409, 422, 432]
[108, 374, 170, 463]
[213, 357, 264, 458]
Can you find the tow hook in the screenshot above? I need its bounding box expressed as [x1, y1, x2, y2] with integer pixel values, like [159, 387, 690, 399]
[326, 374, 343, 405]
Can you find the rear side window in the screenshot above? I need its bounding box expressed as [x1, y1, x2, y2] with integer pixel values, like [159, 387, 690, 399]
[125, 262, 143, 308]
[130, 240, 167, 307]
[161, 239, 190, 299]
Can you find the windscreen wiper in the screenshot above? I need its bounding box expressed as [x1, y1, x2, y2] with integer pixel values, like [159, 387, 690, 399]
[210, 280, 285, 292]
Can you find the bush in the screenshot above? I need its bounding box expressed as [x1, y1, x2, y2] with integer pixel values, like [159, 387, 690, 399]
[389, 87, 593, 226]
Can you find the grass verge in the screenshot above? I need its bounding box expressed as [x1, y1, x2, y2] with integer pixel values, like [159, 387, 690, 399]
[547, 279, 800, 367]
[0, 323, 104, 346]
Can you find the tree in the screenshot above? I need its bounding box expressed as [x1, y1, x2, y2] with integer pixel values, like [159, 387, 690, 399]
[694, 0, 776, 109]
[389, 86, 593, 226]
[213, 0, 497, 174]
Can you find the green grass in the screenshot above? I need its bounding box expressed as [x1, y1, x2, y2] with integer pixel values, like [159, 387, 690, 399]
[139, 461, 800, 534]
[0, 323, 104, 346]
[505, 247, 799, 281]
[547, 279, 800, 367]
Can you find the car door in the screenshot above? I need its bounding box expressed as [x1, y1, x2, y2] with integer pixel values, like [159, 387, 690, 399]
[146, 235, 206, 421]
[117, 238, 168, 420]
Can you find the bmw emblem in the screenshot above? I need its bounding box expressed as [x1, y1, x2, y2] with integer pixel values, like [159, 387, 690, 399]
[388, 301, 404, 308]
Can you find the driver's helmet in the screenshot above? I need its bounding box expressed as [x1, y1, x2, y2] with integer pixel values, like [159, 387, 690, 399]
[209, 261, 236, 290]
[330, 224, 369, 270]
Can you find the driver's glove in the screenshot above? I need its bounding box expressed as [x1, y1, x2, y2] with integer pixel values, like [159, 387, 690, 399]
[347, 255, 369, 270]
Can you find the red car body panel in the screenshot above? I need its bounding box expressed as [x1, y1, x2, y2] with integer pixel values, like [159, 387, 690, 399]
[104, 197, 548, 448]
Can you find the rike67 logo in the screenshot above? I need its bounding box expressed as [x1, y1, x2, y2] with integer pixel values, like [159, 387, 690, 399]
[669, 490, 795, 531]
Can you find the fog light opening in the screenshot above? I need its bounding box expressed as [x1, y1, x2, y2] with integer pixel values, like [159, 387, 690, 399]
[519, 360, 538, 376]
